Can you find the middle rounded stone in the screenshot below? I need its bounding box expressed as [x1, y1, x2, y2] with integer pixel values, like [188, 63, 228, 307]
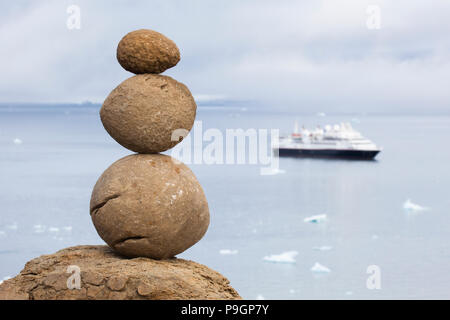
[100, 74, 197, 153]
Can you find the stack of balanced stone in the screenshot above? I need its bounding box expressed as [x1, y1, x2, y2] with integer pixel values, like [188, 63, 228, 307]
[90, 29, 210, 260]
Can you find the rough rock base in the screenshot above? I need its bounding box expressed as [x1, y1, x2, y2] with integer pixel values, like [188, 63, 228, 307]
[0, 245, 241, 300]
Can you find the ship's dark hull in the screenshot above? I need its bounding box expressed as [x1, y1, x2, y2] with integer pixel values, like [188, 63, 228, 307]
[276, 148, 380, 160]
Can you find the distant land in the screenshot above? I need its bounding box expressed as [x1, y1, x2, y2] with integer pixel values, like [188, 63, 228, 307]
[0, 101, 449, 116]
[0, 98, 254, 108]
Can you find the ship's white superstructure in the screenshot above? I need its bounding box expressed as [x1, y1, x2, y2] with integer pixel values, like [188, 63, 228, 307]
[275, 122, 381, 159]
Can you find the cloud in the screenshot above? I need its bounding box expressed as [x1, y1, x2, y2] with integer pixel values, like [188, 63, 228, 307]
[0, 0, 449, 113]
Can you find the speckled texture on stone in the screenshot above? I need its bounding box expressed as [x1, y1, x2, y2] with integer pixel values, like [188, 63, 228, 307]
[0, 245, 241, 300]
[90, 154, 210, 259]
[100, 74, 197, 154]
[117, 29, 180, 74]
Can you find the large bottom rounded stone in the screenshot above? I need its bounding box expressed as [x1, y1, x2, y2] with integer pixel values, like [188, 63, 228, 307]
[90, 154, 210, 259]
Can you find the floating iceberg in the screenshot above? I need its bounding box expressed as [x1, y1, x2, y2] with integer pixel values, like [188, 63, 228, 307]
[219, 249, 238, 255]
[256, 294, 265, 300]
[310, 262, 331, 273]
[263, 251, 298, 264]
[403, 199, 429, 212]
[261, 168, 286, 176]
[6, 223, 18, 230]
[48, 227, 60, 233]
[33, 224, 46, 233]
[304, 214, 327, 224]
[312, 245, 333, 251]
[63, 226, 73, 232]
[13, 138, 22, 145]
[0, 231, 6, 237]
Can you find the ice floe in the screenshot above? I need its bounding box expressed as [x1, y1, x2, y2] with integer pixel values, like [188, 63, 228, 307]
[403, 199, 429, 212]
[13, 138, 23, 145]
[312, 245, 333, 251]
[304, 214, 327, 224]
[310, 262, 331, 273]
[219, 249, 238, 255]
[6, 223, 18, 230]
[33, 225, 72, 234]
[33, 224, 46, 233]
[263, 251, 298, 264]
[261, 168, 286, 175]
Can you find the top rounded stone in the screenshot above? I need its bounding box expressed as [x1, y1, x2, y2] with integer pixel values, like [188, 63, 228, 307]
[117, 29, 180, 74]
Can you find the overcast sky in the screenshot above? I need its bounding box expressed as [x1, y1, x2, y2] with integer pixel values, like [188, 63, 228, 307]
[1, 0, 449, 113]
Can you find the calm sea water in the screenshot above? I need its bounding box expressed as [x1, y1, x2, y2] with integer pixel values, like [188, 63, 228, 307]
[1, 105, 449, 299]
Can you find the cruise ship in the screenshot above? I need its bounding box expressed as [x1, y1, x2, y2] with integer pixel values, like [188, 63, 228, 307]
[274, 122, 381, 160]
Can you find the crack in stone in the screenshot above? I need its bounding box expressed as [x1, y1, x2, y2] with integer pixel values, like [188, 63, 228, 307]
[90, 194, 121, 216]
[112, 236, 147, 247]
